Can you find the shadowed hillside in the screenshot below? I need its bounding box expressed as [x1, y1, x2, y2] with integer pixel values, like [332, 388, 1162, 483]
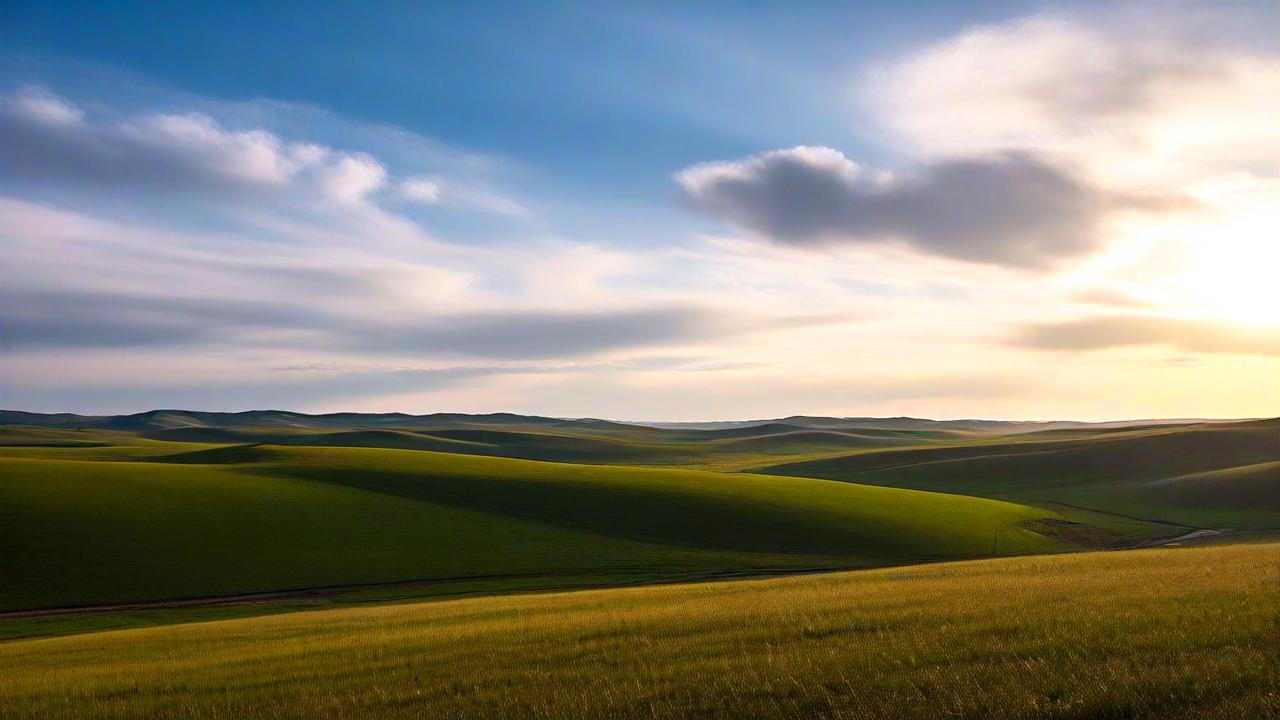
[758, 420, 1280, 529]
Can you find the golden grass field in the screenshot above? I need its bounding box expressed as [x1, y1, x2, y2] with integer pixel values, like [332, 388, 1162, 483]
[2, 541, 1276, 720]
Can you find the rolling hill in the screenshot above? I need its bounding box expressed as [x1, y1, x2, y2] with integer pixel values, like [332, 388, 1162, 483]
[757, 420, 1280, 529]
[1, 408, 1272, 718]
[639, 414, 1253, 433]
[0, 442, 1095, 613]
[0, 421, 943, 470]
[4, 409, 1254, 435]
[1, 454, 774, 611]
[2, 409, 1270, 623]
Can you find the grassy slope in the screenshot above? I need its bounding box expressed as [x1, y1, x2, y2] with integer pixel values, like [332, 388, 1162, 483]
[1, 456, 803, 612]
[0, 445, 1072, 612]
[251, 445, 1069, 557]
[1143, 460, 1280, 506]
[2, 541, 1275, 720]
[757, 422, 1280, 528]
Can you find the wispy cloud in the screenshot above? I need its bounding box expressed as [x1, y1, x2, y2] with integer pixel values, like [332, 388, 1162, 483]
[0, 86, 528, 220]
[343, 307, 776, 359]
[1071, 287, 1156, 309]
[0, 279, 841, 360]
[1013, 315, 1279, 357]
[400, 176, 441, 203]
[1147, 356, 1208, 369]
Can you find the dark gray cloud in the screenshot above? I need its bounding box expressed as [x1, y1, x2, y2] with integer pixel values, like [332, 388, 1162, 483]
[0, 365, 563, 414]
[8, 357, 794, 414]
[677, 147, 1177, 268]
[1013, 315, 1279, 356]
[354, 308, 735, 359]
[354, 309, 843, 360]
[1, 287, 834, 360]
[0, 289, 327, 350]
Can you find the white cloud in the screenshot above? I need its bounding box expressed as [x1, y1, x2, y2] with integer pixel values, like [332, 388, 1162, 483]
[7, 86, 84, 126]
[400, 176, 442, 203]
[312, 152, 387, 205]
[398, 174, 530, 217]
[863, 13, 1280, 185]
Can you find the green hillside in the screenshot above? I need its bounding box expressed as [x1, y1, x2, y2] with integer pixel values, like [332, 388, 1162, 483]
[3, 541, 1274, 720]
[2, 414, 1265, 621]
[758, 421, 1280, 528]
[0, 444, 1086, 612]
[0, 455, 791, 611]
[248, 445, 1073, 556]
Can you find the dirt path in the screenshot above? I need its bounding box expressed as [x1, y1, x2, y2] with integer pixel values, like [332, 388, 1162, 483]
[1154, 529, 1224, 545]
[0, 565, 858, 621]
[1029, 500, 1197, 529]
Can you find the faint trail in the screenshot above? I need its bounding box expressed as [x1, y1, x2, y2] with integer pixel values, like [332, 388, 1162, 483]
[1154, 529, 1224, 546]
[1028, 500, 1197, 529]
[0, 565, 862, 621]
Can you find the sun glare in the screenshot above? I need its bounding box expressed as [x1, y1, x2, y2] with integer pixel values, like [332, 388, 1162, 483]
[1171, 215, 1280, 326]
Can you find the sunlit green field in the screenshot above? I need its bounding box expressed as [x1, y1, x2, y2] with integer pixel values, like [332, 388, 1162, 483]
[0, 443, 1091, 612]
[2, 541, 1275, 720]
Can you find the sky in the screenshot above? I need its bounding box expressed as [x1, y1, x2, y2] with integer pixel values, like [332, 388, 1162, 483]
[1, 0, 1277, 421]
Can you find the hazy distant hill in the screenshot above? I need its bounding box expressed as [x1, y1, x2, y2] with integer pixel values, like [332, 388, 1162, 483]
[0, 409, 1253, 434]
[634, 415, 1253, 434]
[757, 418, 1280, 529]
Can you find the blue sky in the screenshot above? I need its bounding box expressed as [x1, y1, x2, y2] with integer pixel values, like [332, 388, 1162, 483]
[1, 1, 1277, 419]
[2, 2, 1018, 204]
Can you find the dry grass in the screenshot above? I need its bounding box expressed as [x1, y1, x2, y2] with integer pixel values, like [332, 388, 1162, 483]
[2, 541, 1276, 719]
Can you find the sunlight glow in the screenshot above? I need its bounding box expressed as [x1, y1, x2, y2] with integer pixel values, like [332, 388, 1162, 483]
[1168, 208, 1280, 325]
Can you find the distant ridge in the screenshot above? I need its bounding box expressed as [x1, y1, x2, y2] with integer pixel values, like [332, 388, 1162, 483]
[0, 409, 1260, 435]
[633, 415, 1258, 434]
